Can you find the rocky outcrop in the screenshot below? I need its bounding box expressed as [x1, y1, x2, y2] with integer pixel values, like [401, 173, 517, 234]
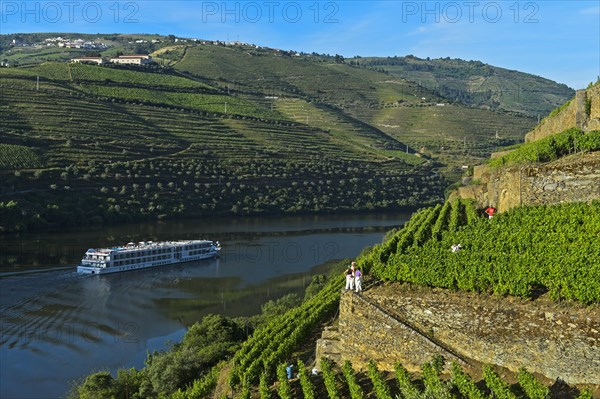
[591, 84, 600, 131]
[315, 326, 342, 369]
[526, 84, 600, 142]
[458, 84, 600, 212]
[319, 285, 600, 385]
[464, 152, 600, 212]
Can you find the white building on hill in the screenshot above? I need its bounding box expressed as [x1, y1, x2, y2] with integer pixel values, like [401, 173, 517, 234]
[71, 57, 105, 65]
[110, 55, 153, 65]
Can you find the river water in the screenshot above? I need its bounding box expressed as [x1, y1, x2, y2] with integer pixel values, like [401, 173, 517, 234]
[0, 212, 410, 399]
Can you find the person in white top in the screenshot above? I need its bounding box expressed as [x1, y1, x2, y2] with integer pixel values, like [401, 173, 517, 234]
[345, 267, 354, 290]
[451, 243, 462, 252]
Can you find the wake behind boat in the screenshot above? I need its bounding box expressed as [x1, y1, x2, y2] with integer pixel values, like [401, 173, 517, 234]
[77, 240, 221, 274]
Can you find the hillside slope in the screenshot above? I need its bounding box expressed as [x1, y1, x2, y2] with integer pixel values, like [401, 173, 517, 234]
[0, 34, 578, 231]
[3, 34, 573, 171]
[0, 62, 445, 232]
[359, 55, 575, 117]
[175, 44, 540, 170]
[457, 82, 600, 212]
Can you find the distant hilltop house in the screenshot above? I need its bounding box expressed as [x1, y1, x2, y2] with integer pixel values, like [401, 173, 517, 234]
[45, 37, 107, 49]
[70, 56, 105, 65]
[11, 39, 29, 47]
[109, 55, 153, 65]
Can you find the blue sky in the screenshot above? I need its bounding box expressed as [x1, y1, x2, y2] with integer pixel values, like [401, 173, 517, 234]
[1, 0, 599, 89]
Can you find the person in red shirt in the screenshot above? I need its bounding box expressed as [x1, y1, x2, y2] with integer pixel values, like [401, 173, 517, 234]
[485, 206, 497, 219]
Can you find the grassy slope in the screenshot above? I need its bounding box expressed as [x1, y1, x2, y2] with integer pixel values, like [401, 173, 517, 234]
[352, 102, 535, 168]
[359, 56, 575, 117]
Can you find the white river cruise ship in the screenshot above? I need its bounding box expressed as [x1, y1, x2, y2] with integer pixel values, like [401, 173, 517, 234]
[77, 240, 221, 274]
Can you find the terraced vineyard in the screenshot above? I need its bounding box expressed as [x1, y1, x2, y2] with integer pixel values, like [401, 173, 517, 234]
[165, 198, 600, 398]
[28, 62, 212, 89]
[0, 62, 446, 232]
[360, 200, 600, 304]
[488, 128, 600, 168]
[0, 143, 43, 169]
[274, 98, 419, 162]
[174, 45, 415, 107]
[174, 44, 540, 170]
[170, 299, 595, 399]
[0, 62, 427, 166]
[167, 274, 590, 399]
[351, 102, 535, 168]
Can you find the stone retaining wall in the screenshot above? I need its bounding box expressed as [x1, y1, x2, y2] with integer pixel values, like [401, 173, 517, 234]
[333, 285, 600, 385]
[462, 152, 600, 212]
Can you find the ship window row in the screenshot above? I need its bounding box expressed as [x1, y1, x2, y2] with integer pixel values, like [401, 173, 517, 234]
[86, 255, 109, 261]
[83, 260, 107, 265]
[114, 254, 171, 266]
[114, 249, 172, 259]
[120, 260, 171, 270]
[188, 249, 210, 256]
[183, 243, 210, 251]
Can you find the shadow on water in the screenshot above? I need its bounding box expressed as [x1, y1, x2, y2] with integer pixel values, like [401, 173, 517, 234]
[153, 258, 343, 325]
